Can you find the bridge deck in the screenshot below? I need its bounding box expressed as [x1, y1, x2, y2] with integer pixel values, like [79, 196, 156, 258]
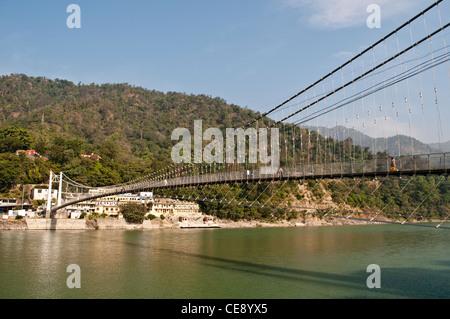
[52, 153, 448, 212]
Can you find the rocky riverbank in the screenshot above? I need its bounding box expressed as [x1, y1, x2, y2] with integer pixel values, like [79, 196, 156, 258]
[0, 219, 28, 230]
[214, 214, 383, 228]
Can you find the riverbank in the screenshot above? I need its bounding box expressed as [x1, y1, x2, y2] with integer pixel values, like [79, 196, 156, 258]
[215, 214, 389, 228]
[0, 213, 405, 230]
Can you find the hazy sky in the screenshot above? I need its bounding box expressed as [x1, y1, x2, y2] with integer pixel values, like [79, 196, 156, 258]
[0, 0, 449, 142]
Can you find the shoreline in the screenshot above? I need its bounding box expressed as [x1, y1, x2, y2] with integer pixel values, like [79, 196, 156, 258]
[0, 214, 427, 231]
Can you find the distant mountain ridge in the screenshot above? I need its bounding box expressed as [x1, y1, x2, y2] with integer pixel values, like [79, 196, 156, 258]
[307, 125, 446, 156]
[428, 140, 450, 153]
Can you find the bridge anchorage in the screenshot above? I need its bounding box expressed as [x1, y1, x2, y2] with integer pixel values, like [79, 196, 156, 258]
[49, 0, 449, 229]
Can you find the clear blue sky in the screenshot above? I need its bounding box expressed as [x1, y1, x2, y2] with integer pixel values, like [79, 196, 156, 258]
[0, 0, 448, 142]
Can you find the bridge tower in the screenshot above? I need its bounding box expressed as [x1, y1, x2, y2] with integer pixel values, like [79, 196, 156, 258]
[45, 171, 63, 218]
[57, 171, 63, 207]
[45, 171, 53, 218]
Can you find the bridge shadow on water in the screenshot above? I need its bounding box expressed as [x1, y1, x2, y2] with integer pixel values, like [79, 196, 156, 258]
[107, 237, 450, 299]
[195, 256, 450, 298]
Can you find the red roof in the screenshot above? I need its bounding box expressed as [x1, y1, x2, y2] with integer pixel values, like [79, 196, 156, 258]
[16, 150, 40, 157]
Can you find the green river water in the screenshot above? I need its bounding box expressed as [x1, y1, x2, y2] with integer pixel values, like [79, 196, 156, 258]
[0, 224, 449, 299]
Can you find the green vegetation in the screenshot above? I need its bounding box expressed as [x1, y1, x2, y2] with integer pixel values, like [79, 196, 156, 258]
[0, 125, 32, 153]
[0, 74, 260, 191]
[120, 202, 147, 224]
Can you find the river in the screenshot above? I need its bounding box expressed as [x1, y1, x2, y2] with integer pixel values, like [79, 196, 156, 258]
[0, 224, 449, 299]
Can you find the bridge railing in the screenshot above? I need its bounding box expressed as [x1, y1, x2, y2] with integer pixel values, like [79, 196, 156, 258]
[145, 153, 447, 189]
[80, 153, 449, 193]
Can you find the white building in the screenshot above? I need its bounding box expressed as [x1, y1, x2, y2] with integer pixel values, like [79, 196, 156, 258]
[94, 200, 120, 215]
[139, 192, 153, 200]
[65, 201, 96, 218]
[31, 188, 58, 201]
[90, 193, 153, 217]
[148, 199, 201, 217]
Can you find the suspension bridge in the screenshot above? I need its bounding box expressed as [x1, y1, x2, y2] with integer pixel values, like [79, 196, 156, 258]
[46, 1, 450, 229]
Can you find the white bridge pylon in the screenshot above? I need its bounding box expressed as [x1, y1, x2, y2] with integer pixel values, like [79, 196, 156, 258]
[45, 171, 63, 218]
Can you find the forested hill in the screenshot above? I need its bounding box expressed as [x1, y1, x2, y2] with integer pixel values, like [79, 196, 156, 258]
[0, 73, 262, 161]
[0, 74, 265, 190]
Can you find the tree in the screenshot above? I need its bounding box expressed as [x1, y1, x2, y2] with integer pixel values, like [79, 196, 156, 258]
[0, 154, 22, 192]
[120, 202, 147, 224]
[0, 126, 32, 153]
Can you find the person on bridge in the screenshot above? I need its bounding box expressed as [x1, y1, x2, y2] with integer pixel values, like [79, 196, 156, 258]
[390, 157, 397, 171]
[277, 167, 283, 178]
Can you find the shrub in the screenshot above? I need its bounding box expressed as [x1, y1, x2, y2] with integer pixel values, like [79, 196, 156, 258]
[289, 212, 299, 220]
[120, 202, 147, 224]
[147, 214, 157, 220]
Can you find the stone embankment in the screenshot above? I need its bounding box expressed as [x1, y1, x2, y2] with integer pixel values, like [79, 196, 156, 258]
[0, 217, 219, 230]
[0, 214, 397, 231]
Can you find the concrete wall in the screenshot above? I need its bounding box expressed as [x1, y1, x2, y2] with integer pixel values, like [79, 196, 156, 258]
[25, 218, 87, 230]
[1, 218, 178, 230]
[96, 218, 142, 230]
[95, 218, 171, 230]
